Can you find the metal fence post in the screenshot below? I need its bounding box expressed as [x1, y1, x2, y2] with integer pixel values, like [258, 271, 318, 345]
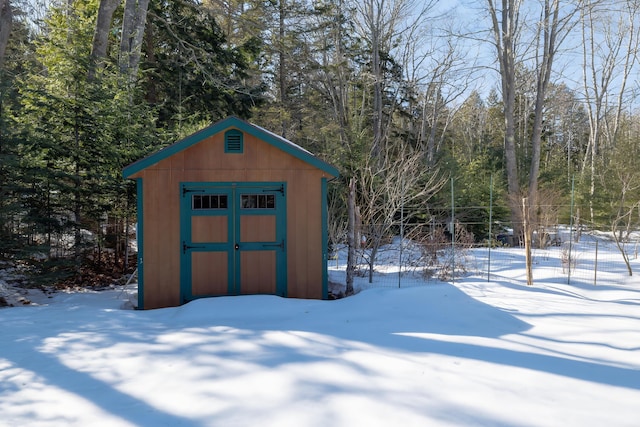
[451, 177, 455, 283]
[568, 176, 575, 285]
[488, 174, 493, 282]
[398, 176, 404, 288]
[594, 240, 598, 286]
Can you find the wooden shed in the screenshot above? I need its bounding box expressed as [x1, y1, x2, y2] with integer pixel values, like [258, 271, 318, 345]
[123, 116, 339, 309]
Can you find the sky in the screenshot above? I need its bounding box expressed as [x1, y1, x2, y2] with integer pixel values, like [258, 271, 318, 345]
[1, 237, 640, 427]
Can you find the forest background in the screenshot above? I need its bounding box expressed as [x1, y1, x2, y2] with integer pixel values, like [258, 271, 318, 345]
[1, 0, 639, 287]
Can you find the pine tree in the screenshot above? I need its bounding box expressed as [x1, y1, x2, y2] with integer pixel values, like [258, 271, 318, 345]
[12, 0, 157, 281]
[0, 12, 33, 259]
[144, 0, 265, 130]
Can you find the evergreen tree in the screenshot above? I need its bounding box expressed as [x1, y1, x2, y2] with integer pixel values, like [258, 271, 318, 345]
[11, 0, 157, 280]
[143, 0, 265, 130]
[0, 10, 36, 259]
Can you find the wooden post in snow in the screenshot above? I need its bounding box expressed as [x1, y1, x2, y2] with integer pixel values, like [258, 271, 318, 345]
[346, 178, 356, 296]
[523, 197, 533, 286]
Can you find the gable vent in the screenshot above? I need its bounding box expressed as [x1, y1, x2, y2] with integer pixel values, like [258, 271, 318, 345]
[225, 129, 244, 153]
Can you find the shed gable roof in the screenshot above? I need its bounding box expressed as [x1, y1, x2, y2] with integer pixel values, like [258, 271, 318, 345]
[123, 116, 339, 178]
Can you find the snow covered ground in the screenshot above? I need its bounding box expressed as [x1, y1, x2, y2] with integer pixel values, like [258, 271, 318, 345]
[1, 244, 640, 426]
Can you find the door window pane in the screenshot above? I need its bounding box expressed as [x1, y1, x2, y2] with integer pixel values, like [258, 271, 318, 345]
[192, 194, 228, 210]
[241, 194, 276, 210]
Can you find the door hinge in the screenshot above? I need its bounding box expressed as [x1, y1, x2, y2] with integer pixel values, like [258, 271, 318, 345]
[183, 241, 206, 254]
[262, 239, 285, 251]
[182, 187, 206, 197]
[262, 184, 284, 195]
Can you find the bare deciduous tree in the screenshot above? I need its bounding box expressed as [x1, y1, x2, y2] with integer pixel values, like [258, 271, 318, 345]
[580, 0, 640, 223]
[602, 113, 640, 276]
[352, 0, 438, 167]
[487, 0, 521, 239]
[353, 145, 445, 283]
[487, 0, 580, 285]
[399, 13, 475, 165]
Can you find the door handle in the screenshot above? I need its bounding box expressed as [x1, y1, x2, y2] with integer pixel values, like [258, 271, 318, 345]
[235, 243, 239, 250]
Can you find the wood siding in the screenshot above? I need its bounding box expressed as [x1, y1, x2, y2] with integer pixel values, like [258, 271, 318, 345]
[130, 129, 332, 309]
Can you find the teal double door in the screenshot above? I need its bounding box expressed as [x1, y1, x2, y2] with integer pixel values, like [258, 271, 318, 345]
[180, 182, 287, 303]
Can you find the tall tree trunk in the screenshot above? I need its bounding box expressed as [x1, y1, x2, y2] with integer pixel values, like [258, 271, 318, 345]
[425, 89, 440, 166]
[0, 0, 12, 70]
[278, 0, 287, 138]
[322, 0, 350, 147]
[487, 0, 522, 241]
[371, 26, 383, 166]
[489, 0, 578, 261]
[143, 21, 157, 104]
[580, 1, 602, 224]
[524, 0, 561, 285]
[119, 0, 150, 79]
[90, 0, 121, 77]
